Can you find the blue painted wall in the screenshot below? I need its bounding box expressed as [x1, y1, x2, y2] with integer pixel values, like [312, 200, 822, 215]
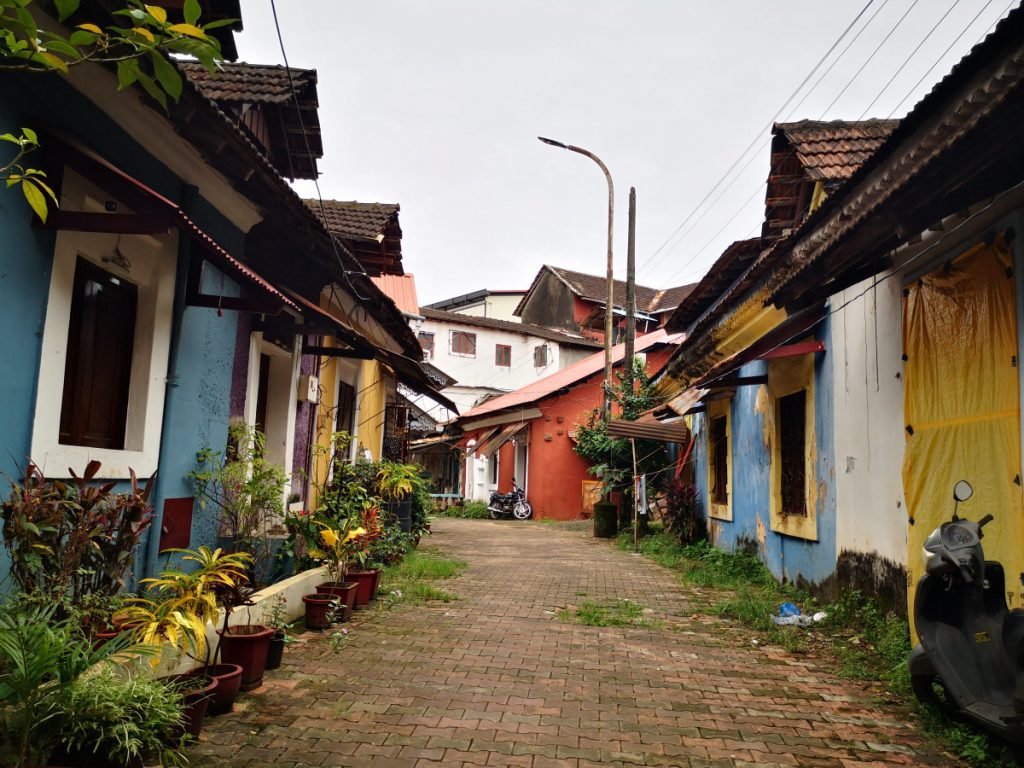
[0, 75, 244, 586]
[693, 317, 837, 588]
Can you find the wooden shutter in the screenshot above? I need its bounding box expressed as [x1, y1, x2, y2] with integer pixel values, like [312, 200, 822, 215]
[59, 258, 137, 449]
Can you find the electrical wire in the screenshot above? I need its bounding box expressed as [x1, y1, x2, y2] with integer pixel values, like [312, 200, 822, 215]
[856, 0, 964, 119]
[267, 0, 371, 303]
[635, 0, 880, 281]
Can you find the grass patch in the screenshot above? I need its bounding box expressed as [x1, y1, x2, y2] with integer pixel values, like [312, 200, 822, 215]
[434, 500, 490, 519]
[557, 598, 660, 628]
[618, 525, 1019, 766]
[376, 549, 467, 608]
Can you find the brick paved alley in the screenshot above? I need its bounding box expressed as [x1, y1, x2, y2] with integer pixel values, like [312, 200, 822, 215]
[190, 518, 954, 768]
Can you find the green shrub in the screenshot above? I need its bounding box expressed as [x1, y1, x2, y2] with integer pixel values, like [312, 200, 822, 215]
[55, 668, 186, 766]
[437, 500, 490, 519]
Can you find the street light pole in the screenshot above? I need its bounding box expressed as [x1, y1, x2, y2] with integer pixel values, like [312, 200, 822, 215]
[538, 136, 615, 417]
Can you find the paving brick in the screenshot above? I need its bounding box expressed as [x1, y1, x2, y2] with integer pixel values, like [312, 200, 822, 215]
[188, 519, 953, 768]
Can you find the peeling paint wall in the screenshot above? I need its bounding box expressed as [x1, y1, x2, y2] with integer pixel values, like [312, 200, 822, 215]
[693, 317, 836, 587]
[830, 273, 908, 566]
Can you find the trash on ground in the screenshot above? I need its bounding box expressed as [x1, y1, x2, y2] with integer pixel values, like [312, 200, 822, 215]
[771, 603, 828, 627]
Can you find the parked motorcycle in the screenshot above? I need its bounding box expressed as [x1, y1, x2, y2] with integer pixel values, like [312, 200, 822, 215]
[487, 479, 533, 520]
[908, 479, 1024, 746]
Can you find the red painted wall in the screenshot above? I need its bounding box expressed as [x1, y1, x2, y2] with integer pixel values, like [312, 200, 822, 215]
[460, 346, 675, 521]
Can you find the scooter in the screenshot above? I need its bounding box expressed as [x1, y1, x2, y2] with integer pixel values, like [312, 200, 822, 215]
[908, 479, 1024, 746]
[487, 479, 533, 520]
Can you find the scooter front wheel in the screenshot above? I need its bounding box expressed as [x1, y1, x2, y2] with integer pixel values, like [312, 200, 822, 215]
[911, 674, 955, 710]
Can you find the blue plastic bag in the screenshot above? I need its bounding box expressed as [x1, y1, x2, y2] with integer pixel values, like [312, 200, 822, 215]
[778, 602, 801, 617]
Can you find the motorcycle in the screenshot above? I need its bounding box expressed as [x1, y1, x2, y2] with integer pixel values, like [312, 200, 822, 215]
[487, 479, 533, 520]
[908, 479, 1024, 746]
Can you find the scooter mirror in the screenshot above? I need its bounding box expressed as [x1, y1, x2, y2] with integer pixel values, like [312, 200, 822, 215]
[953, 480, 974, 503]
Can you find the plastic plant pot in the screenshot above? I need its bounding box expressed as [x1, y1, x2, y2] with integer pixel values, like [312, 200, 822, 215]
[302, 593, 335, 631]
[316, 581, 358, 621]
[346, 570, 376, 606]
[217, 624, 275, 692]
[194, 663, 243, 716]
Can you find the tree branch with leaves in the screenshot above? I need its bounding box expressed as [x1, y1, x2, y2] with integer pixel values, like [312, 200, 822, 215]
[0, 0, 231, 219]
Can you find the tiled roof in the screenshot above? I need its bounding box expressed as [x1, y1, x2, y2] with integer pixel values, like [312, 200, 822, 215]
[774, 119, 900, 181]
[517, 265, 696, 315]
[179, 61, 316, 104]
[306, 200, 400, 241]
[419, 307, 602, 348]
[666, 238, 762, 333]
[459, 330, 682, 421]
[371, 274, 420, 315]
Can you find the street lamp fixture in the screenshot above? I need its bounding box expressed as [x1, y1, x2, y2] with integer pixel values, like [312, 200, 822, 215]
[537, 136, 615, 416]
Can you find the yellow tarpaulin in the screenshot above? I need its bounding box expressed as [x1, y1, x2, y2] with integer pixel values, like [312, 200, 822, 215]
[903, 233, 1024, 636]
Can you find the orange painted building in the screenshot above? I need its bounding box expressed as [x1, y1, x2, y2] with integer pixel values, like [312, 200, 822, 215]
[458, 331, 680, 520]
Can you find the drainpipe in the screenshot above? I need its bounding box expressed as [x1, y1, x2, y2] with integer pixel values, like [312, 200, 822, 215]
[144, 183, 198, 580]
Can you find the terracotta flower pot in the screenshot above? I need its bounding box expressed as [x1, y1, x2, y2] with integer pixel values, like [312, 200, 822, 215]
[160, 672, 218, 739]
[370, 567, 383, 600]
[302, 593, 335, 631]
[265, 630, 286, 670]
[193, 663, 243, 716]
[347, 570, 376, 606]
[316, 581, 358, 621]
[217, 624, 275, 692]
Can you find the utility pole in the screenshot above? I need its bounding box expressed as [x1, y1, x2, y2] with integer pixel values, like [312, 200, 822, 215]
[624, 187, 637, 389]
[537, 136, 614, 417]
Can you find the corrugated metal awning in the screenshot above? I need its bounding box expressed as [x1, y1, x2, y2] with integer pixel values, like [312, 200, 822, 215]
[476, 422, 529, 457]
[607, 417, 690, 443]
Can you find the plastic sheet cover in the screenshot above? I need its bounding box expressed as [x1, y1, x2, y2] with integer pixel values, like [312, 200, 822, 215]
[903, 233, 1024, 635]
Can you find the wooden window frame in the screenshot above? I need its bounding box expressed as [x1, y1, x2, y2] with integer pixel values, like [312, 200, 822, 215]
[450, 330, 476, 357]
[418, 331, 435, 359]
[705, 398, 732, 521]
[495, 344, 512, 367]
[533, 344, 550, 368]
[58, 257, 138, 450]
[768, 351, 818, 540]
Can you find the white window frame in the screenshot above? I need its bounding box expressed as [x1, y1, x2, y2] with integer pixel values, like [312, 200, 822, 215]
[244, 331, 302, 502]
[31, 170, 178, 479]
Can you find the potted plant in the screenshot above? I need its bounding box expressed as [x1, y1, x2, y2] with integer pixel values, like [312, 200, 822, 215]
[376, 462, 420, 533]
[0, 460, 155, 628]
[343, 506, 384, 606]
[0, 602, 150, 767]
[191, 421, 289, 588]
[262, 594, 295, 670]
[301, 592, 338, 632]
[48, 667, 188, 768]
[120, 546, 252, 716]
[312, 518, 365, 621]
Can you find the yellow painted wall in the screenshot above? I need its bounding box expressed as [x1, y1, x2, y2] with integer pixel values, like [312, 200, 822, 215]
[357, 359, 387, 461]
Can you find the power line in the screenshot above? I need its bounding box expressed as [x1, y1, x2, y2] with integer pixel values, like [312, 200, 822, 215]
[886, 0, 1001, 119]
[655, 0, 992, 290]
[857, 0, 964, 119]
[267, 0, 370, 303]
[646, 0, 920, 289]
[635, 0, 879, 280]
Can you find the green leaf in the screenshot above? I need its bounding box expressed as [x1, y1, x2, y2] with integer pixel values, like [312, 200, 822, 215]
[150, 50, 181, 101]
[22, 178, 47, 222]
[134, 68, 168, 111]
[68, 29, 97, 46]
[201, 18, 238, 31]
[52, 0, 79, 22]
[42, 39, 80, 59]
[184, 0, 200, 26]
[116, 58, 139, 90]
[18, 126, 34, 143]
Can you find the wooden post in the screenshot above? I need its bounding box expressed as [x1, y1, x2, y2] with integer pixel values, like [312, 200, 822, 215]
[625, 187, 637, 389]
[631, 437, 638, 552]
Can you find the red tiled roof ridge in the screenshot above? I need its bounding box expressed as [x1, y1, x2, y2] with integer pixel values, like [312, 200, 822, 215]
[517, 264, 696, 315]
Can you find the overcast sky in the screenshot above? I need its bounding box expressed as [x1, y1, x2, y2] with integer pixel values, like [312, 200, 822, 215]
[235, 1, 1015, 305]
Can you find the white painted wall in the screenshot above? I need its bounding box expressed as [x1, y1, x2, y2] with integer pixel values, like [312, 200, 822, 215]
[829, 274, 908, 566]
[420, 318, 563, 395]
